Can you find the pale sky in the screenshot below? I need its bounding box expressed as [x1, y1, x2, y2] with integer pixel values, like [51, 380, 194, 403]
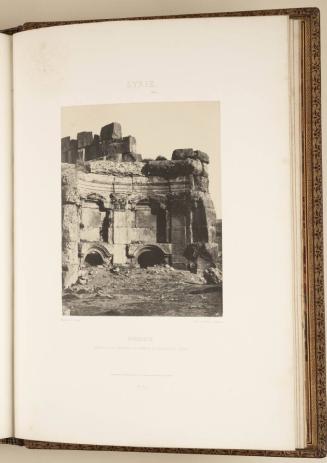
[62, 101, 221, 218]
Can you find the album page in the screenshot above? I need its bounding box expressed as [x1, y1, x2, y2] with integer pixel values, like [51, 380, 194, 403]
[13, 16, 297, 449]
[0, 33, 13, 439]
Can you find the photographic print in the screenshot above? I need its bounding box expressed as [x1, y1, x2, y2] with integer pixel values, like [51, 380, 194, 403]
[61, 101, 222, 316]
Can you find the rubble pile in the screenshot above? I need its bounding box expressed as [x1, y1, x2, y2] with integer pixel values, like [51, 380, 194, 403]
[63, 265, 222, 317]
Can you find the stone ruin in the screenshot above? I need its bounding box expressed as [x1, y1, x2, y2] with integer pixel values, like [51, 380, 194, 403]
[62, 122, 222, 288]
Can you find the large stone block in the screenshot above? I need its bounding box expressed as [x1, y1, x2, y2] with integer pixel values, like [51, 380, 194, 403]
[85, 144, 100, 161]
[80, 205, 102, 242]
[113, 226, 129, 244]
[194, 176, 209, 192]
[102, 136, 136, 158]
[77, 148, 86, 162]
[114, 176, 132, 186]
[171, 148, 209, 164]
[85, 135, 101, 161]
[61, 164, 79, 204]
[62, 203, 79, 288]
[123, 136, 136, 153]
[172, 149, 194, 160]
[171, 213, 186, 229]
[100, 122, 122, 141]
[113, 179, 133, 195]
[143, 159, 203, 178]
[77, 131, 93, 148]
[130, 227, 156, 243]
[135, 208, 156, 228]
[109, 153, 123, 162]
[194, 150, 209, 163]
[123, 152, 142, 162]
[61, 136, 71, 153]
[113, 210, 128, 227]
[62, 137, 78, 163]
[86, 160, 144, 176]
[111, 244, 126, 264]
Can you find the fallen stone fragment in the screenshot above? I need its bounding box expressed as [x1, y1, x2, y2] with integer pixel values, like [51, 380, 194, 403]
[111, 266, 120, 274]
[203, 267, 222, 285]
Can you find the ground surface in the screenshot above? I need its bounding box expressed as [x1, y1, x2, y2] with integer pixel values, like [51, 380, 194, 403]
[62, 265, 223, 317]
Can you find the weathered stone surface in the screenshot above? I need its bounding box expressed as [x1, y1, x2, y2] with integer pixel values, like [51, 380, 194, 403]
[85, 144, 99, 161]
[194, 150, 209, 163]
[184, 242, 218, 264]
[202, 164, 209, 177]
[193, 175, 209, 192]
[62, 164, 79, 204]
[142, 159, 203, 178]
[123, 152, 142, 162]
[172, 149, 194, 160]
[62, 203, 79, 288]
[86, 160, 144, 176]
[61, 136, 71, 152]
[203, 266, 222, 285]
[171, 148, 209, 164]
[77, 131, 93, 148]
[102, 136, 136, 158]
[100, 122, 122, 141]
[80, 205, 102, 242]
[85, 135, 101, 161]
[61, 138, 78, 163]
[77, 148, 86, 162]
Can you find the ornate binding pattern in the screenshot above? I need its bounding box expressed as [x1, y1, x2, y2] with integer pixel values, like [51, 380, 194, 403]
[1, 7, 325, 457]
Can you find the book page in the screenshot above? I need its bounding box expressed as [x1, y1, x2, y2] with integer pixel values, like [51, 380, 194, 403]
[0, 33, 13, 439]
[13, 16, 296, 450]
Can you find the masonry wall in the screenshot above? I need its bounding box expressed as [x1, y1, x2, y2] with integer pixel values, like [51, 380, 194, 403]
[61, 122, 220, 288]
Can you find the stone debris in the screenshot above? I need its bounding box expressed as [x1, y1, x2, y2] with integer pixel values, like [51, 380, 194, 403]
[203, 266, 223, 285]
[63, 265, 222, 317]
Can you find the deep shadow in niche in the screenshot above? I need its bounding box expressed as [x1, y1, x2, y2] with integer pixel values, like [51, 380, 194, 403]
[85, 251, 104, 267]
[138, 248, 164, 268]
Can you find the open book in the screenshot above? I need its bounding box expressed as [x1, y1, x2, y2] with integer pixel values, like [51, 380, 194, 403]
[0, 7, 325, 457]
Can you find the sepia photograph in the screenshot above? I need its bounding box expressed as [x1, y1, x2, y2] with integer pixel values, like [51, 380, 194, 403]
[61, 101, 222, 316]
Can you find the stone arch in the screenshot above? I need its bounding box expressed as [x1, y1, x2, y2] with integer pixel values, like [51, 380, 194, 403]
[85, 250, 104, 266]
[83, 244, 112, 267]
[135, 244, 165, 268]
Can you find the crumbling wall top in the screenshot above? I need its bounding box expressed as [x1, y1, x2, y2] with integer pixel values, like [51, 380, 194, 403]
[61, 122, 211, 174]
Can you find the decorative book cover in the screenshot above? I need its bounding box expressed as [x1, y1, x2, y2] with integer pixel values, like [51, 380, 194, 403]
[1, 7, 325, 457]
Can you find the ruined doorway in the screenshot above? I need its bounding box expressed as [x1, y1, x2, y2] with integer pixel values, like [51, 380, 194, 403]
[85, 250, 104, 266]
[137, 247, 164, 268]
[156, 208, 167, 243]
[192, 201, 209, 242]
